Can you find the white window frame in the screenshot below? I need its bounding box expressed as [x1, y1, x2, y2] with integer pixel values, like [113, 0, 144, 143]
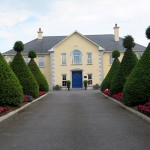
[61, 53, 66, 65]
[9, 56, 14, 62]
[87, 74, 92, 85]
[137, 52, 143, 59]
[72, 50, 82, 65]
[38, 56, 45, 67]
[62, 74, 67, 87]
[24, 56, 30, 64]
[87, 53, 92, 64]
[109, 53, 114, 64]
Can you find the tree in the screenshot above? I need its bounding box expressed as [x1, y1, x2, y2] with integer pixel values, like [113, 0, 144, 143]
[123, 26, 150, 106]
[28, 50, 49, 92]
[101, 50, 120, 91]
[110, 35, 138, 95]
[11, 41, 39, 98]
[0, 53, 23, 106]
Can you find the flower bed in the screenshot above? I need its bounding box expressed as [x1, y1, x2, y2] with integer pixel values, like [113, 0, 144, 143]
[0, 107, 9, 113]
[23, 94, 33, 102]
[39, 91, 46, 96]
[102, 88, 150, 118]
[102, 89, 110, 95]
[138, 102, 150, 116]
[112, 92, 123, 101]
[0, 91, 47, 117]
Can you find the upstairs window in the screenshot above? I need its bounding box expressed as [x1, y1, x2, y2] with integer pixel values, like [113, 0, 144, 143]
[72, 50, 82, 64]
[109, 53, 114, 64]
[38, 56, 45, 67]
[61, 53, 66, 65]
[87, 53, 92, 64]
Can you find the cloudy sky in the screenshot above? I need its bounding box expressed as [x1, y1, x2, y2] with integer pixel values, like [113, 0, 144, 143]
[0, 0, 150, 53]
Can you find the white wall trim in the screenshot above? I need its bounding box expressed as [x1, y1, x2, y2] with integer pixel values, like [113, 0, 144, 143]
[50, 52, 54, 90]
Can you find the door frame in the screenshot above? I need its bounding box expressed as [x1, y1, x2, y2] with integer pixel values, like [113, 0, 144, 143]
[71, 70, 83, 88]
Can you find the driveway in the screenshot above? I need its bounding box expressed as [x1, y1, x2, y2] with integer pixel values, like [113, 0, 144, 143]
[0, 90, 150, 150]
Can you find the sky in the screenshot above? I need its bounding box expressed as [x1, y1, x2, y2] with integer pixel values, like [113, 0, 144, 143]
[0, 0, 150, 53]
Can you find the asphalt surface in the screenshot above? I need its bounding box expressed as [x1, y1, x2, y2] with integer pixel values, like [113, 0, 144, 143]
[0, 90, 150, 150]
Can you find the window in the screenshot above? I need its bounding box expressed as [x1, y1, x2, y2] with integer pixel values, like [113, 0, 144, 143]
[137, 52, 143, 59]
[24, 57, 30, 64]
[72, 50, 82, 64]
[62, 75, 67, 87]
[61, 53, 66, 65]
[38, 56, 45, 67]
[88, 74, 92, 85]
[87, 53, 92, 64]
[109, 53, 114, 64]
[9, 56, 14, 62]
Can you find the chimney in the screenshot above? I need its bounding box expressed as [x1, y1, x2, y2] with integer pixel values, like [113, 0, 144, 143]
[113, 24, 119, 42]
[37, 28, 43, 40]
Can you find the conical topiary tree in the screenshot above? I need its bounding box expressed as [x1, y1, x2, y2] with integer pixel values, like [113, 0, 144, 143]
[11, 41, 39, 98]
[110, 35, 138, 95]
[0, 53, 23, 106]
[28, 50, 49, 92]
[123, 26, 150, 106]
[101, 50, 120, 91]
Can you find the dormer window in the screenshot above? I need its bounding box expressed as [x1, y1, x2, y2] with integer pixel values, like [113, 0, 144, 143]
[72, 50, 82, 64]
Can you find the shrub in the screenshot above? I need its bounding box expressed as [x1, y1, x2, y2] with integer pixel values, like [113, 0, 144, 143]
[28, 50, 37, 58]
[84, 80, 88, 90]
[66, 80, 71, 90]
[13, 41, 24, 52]
[101, 50, 120, 91]
[110, 36, 138, 95]
[123, 27, 150, 106]
[11, 42, 39, 98]
[93, 84, 100, 90]
[0, 53, 23, 106]
[28, 51, 49, 92]
[53, 85, 62, 91]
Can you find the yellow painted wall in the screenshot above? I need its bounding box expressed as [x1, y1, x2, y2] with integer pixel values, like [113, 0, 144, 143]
[4, 38, 143, 89]
[103, 51, 142, 78]
[53, 32, 100, 87]
[4, 54, 50, 86]
[103, 52, 124, 77]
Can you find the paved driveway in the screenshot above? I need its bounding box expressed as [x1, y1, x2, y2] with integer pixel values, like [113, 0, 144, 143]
[0, 90, 150, 150]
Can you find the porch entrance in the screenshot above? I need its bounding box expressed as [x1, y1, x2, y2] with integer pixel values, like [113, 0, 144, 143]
[72, 71, 82, 88]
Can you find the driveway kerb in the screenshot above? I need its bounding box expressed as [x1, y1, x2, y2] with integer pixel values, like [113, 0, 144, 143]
[100, 92, 150, 124]
[0, 93, 48, 123]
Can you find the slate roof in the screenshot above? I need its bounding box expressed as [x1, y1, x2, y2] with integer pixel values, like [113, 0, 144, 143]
[3, 34, 146, 55]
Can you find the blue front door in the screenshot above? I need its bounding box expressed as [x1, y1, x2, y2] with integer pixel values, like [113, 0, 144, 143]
[72, 71, 82, 88]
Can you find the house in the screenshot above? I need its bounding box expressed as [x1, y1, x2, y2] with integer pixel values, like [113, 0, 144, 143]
[3, 24, 145, 90]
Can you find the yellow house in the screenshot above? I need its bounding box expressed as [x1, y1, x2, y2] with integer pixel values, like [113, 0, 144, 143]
[3, 24, 145, 90]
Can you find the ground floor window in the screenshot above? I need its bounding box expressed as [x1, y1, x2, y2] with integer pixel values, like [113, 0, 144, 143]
[88, 74, 92, 85]
[62, 74, 67, 87]
[24, 57, 30, 64]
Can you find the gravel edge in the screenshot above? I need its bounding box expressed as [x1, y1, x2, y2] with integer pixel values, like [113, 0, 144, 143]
[100, 92, 150, 124]
[0, 93, 48, 123]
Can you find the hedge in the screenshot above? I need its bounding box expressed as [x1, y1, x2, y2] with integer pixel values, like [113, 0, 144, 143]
[28, 50, 49, 92]
[0, 53, 23, 106]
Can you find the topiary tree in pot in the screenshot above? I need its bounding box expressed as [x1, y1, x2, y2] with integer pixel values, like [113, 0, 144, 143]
[11, 41, 39, 98]
[110, 35, 138, 96]
[84, 80, 88, 90]
[123, 26, 150, 106]
[101, 50, 120, 91]
[66, 80, 71, 91]
[28, 50, 49, 92]
[0, 53, 23, 106]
